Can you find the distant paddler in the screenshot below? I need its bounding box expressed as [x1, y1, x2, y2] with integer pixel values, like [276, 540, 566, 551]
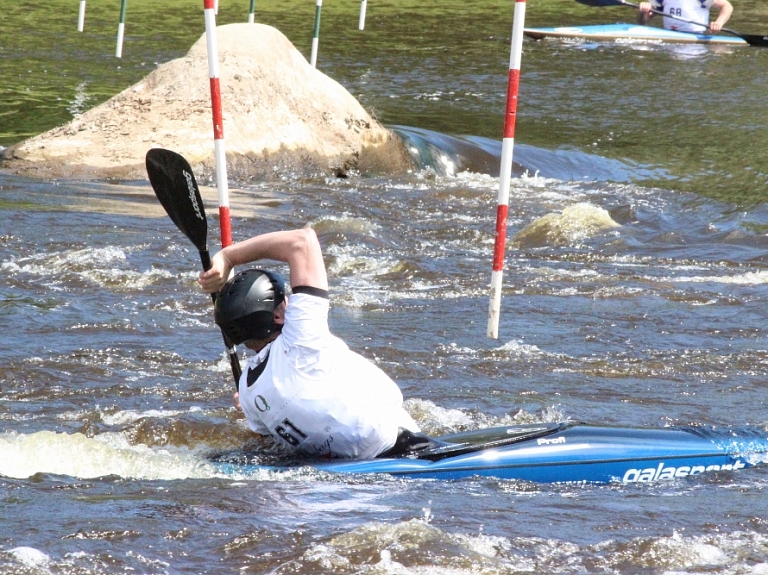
[637, 0, 733, 33]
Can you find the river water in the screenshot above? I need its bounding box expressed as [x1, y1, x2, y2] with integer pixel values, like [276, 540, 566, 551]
[2, 0, 768, 573]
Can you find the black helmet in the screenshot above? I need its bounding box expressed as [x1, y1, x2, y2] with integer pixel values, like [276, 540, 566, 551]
[214, 269, 286, 344]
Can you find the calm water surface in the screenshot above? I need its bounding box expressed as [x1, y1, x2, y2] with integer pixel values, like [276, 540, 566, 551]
[2, 0, 768, 573]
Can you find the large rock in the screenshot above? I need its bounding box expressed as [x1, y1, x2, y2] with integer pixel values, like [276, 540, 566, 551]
[0, 23, 412, 181]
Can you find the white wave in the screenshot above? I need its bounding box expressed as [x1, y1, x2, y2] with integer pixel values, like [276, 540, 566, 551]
[326, 247, 399, 279]
[1, 245, 182, 289]
[310, 214, 381, 236]
[495, 339, 546, 356]
[405, 399, 477, 432]
[67, 81, 92, 117]
[404, 398, 564, 436]
[670, 270, 768, 285]
[8, 547, 50, 568]
[274, 519, 768, 574]
[0, 430, 213, 480]
[8, 246, 127, 271]
[100, 406, 203, 426]
[435, 340, 548, 361]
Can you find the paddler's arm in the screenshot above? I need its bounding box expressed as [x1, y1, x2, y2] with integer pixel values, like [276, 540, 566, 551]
[198, 227, 329, 293]
[637, 1, 654, 25]
[708, 0, 732, 32]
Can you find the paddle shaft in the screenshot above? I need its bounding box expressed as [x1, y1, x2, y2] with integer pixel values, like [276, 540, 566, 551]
[199, 249, 243, 386]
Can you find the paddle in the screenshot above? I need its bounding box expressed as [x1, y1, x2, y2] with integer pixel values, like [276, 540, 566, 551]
[575, 0, 768, 47]
[145, 148, 242, 387]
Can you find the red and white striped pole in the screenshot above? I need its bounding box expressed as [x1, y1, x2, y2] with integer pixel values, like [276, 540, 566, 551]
[487, 0, 526, 340]
[203, 0, 233, 248]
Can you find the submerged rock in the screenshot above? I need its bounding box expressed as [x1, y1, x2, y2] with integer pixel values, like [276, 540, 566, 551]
[0, 23, 412, 181]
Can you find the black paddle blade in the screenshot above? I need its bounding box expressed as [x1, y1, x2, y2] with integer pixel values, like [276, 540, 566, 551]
[737, 33, 768, 47]
[145, 148, 208, 252]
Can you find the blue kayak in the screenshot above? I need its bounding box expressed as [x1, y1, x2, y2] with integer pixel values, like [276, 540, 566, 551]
[213, 422, 768, 484]
[524, 23, 747, 46]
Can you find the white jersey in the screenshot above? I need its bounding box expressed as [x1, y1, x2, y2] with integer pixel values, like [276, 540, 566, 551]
[237, 290, 420, 460]
[650, 0, 715, 32]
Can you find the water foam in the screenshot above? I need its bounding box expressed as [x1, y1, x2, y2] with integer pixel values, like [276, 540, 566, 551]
[0, 430, 213, 480]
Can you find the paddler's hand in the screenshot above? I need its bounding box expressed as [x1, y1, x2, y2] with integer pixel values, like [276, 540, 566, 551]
[637, 2, 653, 23]
[198, 249, 234, 293]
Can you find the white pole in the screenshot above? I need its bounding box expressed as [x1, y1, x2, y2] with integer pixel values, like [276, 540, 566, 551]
[77, 0, 86, 31]
[359, 0, 367, 30]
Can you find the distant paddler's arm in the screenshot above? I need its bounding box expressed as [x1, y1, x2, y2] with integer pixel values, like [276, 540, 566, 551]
[198, 227, 329, 293]
[709, 0, 733, 32]
[637, 1, 654, 24]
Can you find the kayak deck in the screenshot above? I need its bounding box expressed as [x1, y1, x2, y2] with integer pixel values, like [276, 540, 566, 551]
[212, 423, 768, 484]
[524, 24, 747, 46]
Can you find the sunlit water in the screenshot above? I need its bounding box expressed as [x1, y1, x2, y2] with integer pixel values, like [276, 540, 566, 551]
[2, 0, 768, 573]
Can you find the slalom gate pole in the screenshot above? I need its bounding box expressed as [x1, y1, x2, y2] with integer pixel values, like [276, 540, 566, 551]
[115, 0, 127, 57]
[487, 0, 525, 340]
[203, 0, 233, 248]
[310, 0, 323, 68]
[77, 0, 86, 31]
[248, 0, 256, 23]
[359, 0, 367, 30]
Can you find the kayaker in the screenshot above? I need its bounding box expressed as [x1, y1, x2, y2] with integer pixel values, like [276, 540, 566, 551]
[198, 227, 431, 460]
[637, 0, 733, 33]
